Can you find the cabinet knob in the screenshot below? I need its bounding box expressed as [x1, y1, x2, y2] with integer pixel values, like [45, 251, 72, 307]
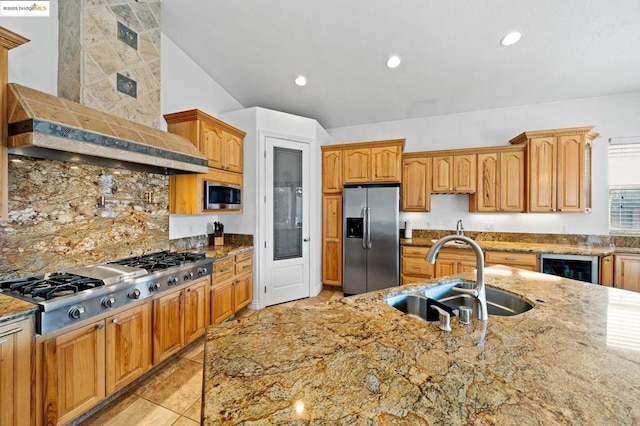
[96, 323, 105, 330]
[112, 318, 119, 324]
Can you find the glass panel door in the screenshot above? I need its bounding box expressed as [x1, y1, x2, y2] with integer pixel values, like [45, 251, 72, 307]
[273, 147, 302, 260]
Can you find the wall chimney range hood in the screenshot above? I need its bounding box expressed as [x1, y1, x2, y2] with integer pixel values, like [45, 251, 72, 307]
[6, 84, 208, 175]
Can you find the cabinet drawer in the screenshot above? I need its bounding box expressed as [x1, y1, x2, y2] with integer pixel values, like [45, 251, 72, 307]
[402, 256, 434, 277]
[402, 246, 429, 258]
[485, 251, 538, 268]
[235, 258, 252, 276]
[235, 250, 253, 263]
[213, 257, 234, 283]
[402, 275, 427, 285]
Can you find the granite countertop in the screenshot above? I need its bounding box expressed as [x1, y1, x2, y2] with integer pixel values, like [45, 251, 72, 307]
[204, 244, 253, 260]
[401, 237, 616, 256]
[0, 293, 37, 325]
[202, 266, 640, 424]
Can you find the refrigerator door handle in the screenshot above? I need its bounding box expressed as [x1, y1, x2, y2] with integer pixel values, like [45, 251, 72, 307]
[361, 207, 367, 249]
[366, 207, 372, 249]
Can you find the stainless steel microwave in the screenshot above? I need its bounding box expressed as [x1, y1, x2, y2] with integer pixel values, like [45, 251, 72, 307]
[204, 182, 241, 210]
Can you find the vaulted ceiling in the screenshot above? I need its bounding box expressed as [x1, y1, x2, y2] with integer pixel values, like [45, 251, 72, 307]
[162, 1, 640, 129]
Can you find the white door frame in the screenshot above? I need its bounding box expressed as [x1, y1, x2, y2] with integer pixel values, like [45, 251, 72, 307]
[250, 129, 320, 310]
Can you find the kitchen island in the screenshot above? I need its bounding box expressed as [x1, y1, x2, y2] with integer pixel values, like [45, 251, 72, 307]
[202, 266, 640, 424]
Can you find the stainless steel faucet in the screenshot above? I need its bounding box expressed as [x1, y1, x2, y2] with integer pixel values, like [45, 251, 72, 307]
[456, 219, 464, 236]
[425, 235, 488, 321]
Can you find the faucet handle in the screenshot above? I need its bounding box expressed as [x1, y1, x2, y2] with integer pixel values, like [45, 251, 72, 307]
[430, 305, 452, 332]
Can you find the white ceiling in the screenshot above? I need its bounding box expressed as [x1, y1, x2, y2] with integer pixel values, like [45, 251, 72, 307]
[162, 0, 640, 129]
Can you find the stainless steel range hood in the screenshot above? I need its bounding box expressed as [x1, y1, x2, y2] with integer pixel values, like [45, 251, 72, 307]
[6, 83, 208, 174]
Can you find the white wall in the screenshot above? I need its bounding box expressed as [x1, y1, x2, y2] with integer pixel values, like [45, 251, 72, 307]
[327, 92, 640, 236]
[1, 8, 58, 93]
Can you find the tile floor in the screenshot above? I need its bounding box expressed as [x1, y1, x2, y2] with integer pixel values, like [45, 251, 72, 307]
[81, 289, 344, 425]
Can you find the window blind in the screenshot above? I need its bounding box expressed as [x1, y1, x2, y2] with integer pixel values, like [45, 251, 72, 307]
[609, 137, 640, 233]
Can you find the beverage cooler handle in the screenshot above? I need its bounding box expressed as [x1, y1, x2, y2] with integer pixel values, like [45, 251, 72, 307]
[361, 207, 367, 249]
[366, 207, 372, 249]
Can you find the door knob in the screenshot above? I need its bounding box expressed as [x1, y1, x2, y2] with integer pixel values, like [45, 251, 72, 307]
[303, 238, 310, 242]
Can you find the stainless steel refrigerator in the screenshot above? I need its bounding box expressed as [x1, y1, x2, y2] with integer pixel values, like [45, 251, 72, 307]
[343, 184, 400, 295]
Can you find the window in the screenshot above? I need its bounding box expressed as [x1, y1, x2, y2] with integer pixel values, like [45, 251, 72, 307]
[609, 137, 640, 234]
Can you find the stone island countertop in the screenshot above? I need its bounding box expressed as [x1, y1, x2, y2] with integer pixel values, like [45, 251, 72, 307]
[202, 266, 640, 425]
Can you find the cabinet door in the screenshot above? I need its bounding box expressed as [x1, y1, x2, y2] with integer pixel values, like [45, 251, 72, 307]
[615, 255, 640, 292]
[600, 254, 614, 287]
[343, 148, 370, 183]
[106, 302, 151, 395]
[185, 277, 210, 344]
[435, 259, 456, 277]
[153, 290, 184, 364]
[457, 261, 477, 274]
[234, 274, 253, 312]
[0, 318, 32, 426]
[322, 149, 343, 193]
[432, 156, 453, 192]
[212, 281, 234, 324]
[557, 135, 585, 212]
[200, 123, 224, 169]
[453, 154, 476, 192]
[44, 321, 105, 425]
[402, 157, 431, 211]
[475, 152, 499, 212]
[371, 145, 401, 182]
[528, 137, 557, 212]
[500, 150, 525, 212]
[322, 195, 342, 286]
[223, 132, 243, 173]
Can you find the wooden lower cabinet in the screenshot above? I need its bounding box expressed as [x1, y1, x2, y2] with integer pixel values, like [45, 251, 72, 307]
[401, 246, 434, 284]
[44, 320, 106, 425]
[106, 302, 152, 395]
[212, 250, 254, 324]
[600, 254, 614, 287]
[433, 248, 477, 277]
[0, 317, 33, 426]
[614, 254, 640, 292]
[153, 276, 210, 364]
[185, 277, 211, 344]
[485, 251, 538, 271]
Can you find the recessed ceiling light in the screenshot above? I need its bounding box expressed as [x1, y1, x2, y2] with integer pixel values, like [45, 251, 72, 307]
[294, 76, 307, 86]
[386, 55, 401, 69]
[500, 31, 522, 46]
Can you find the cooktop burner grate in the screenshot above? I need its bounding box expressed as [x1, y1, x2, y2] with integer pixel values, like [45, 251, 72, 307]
[1, 273, 105, 300]
[108, 251, 206, 272]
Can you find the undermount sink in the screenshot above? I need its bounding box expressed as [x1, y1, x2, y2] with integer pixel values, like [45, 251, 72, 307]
[386, 280, 534, 321]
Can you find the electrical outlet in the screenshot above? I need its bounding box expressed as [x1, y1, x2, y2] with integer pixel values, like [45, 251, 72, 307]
[484, 223, 494, 231]
[561, 224, 568, 234]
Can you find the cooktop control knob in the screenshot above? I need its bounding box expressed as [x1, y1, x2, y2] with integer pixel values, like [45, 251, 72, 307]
[128, 289, 141, 300]
[69, 306, 85, 319]
[184, 271, 194, 280]
[197, 267, 208, 276]
[149, 282, 161, 292]
[101, 297, 116, 308]
[168, 277, 178, 286]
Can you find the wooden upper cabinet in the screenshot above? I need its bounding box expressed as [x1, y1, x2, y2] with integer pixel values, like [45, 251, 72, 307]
[341, 139, 404, 184]
[511, 126, 598, 213]
[165, 109, 245, 174]
[322, 148, 343, 193]
[402, 155, 431, 212]
[470, 147, 524, 212]
[371, 144, 402, 182]
[164, 109, 246, 214]
[343, 148, 371, 183]
[432, 154, 476, 193]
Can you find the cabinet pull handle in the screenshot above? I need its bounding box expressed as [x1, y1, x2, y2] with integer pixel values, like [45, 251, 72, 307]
[505, 257, 517, 261]
[0, 327, 22, 339]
